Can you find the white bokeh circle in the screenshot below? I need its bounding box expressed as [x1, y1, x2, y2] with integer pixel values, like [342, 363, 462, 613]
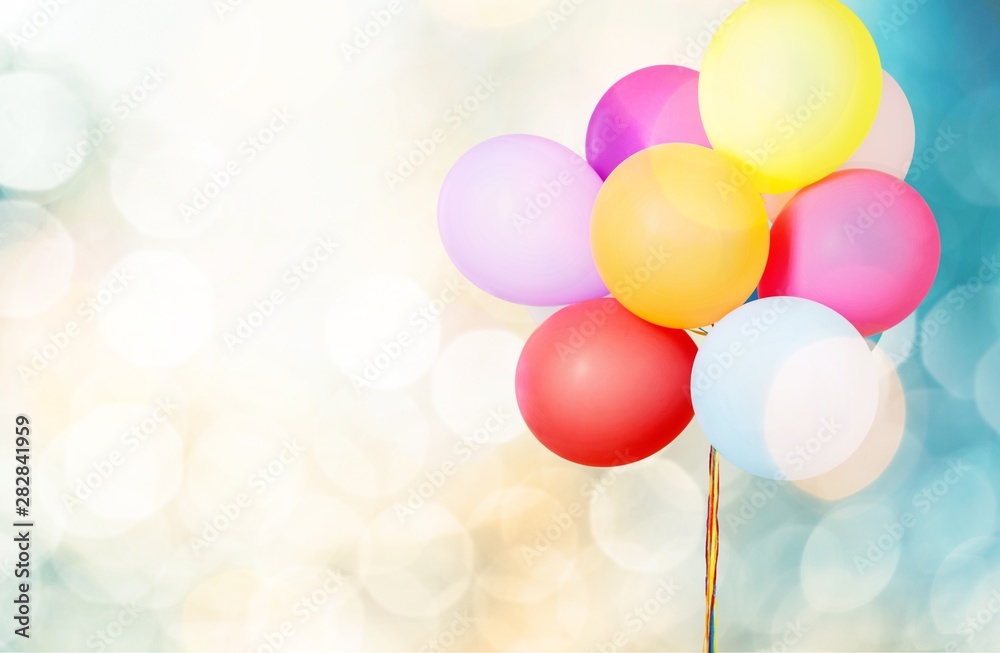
[431, 329, 527, 444]
[314, 391, 430, 498]
[61, 403, 184, 524]
[589, 458, 703, 573]
[801, 502, 900, 612]
[97, 249, 214, 366]
[0, 71, 90, 190]
[359, 502, 473, 617]
[110, 121, 229, 238]
[0, 201, 75, 317]
[326, 276, 441, 390]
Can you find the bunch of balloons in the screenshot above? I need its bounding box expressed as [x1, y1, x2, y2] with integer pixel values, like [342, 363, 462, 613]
[438, 0, 940, 481]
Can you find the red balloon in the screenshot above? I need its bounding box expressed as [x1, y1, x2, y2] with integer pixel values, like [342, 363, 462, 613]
[515, 298, 698, 467]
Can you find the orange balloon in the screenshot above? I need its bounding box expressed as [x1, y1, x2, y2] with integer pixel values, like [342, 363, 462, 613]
[590, 143, 769, 328]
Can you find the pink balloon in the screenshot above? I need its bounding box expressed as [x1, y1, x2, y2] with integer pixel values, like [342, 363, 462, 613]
[438, 134, 608, 306]
[586, 65, 710, 180]
[758, 169, 940, 337]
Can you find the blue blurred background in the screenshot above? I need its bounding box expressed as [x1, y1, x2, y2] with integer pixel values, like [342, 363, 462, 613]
[717, 1, 1000, 650]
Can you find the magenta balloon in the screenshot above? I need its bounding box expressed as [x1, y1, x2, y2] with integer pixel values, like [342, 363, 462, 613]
[758, 169, 940, 337]
[586, 65, 710, 180]
[438, 134, 608, 306]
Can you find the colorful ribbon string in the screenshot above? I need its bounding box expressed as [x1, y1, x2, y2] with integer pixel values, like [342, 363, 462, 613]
[704, 446, 721, 653]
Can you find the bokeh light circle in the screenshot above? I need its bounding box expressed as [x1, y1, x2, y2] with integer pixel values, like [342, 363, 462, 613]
[314, 391, 430, 498]
[590, 458, 703, 573]
[795, 348, 906, 500]
[97, 249, 214, 366]
[0, 201, 75, 317]
[0, 71, 89, 190]
[801, 502, 900, 612]
[468, 486, 579, 603]
[359, 502, 473, 617]
[431, 329, 527, 444]
[326, 276, 440, 390]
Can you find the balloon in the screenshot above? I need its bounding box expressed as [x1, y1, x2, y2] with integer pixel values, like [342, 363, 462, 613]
[758, 169, 940, 337]
[841, 71, 915, 179]
[438, 134, 607, 306]
[591, 143, 769, 329]
[764, 191, 796, 223]
[794, 347, 906, 500]
[698, 0, 882, 194]
[586, 65, 710, 180]
[691, 297, 879, 480]
[761, 72, 912, 219]
[515, 298, 697, 467]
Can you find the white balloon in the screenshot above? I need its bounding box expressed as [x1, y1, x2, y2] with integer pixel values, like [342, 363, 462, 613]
[691, 297, 879, 480]
[841, 70, 915, 179]
[763, 71, 915, 222]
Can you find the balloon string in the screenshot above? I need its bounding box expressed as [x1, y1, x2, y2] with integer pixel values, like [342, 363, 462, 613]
[704, 446, 721, 653]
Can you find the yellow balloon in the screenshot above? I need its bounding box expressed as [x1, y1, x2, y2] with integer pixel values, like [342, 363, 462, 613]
[699, 0, 882, 194]
[591, 144, 769, 329]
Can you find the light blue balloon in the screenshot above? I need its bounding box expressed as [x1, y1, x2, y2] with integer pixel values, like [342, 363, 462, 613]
[691, 297, 878, 480]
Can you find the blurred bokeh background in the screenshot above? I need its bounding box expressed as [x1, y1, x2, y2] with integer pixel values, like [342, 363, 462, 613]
[0, 0, 998, 650]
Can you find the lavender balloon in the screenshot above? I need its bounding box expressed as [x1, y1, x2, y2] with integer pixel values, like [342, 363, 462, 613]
[438, 135, 608, 306]
[586, 65, 710, 180]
